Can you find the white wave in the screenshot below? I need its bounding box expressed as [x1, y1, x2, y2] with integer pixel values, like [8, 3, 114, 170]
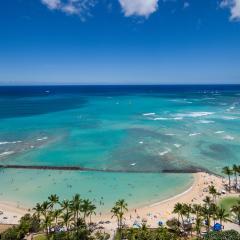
[0, 151, 15, 157]
[197, 120, 215, 124]
[222, 116, 238, 120]
[139, 141, 143, 144]
[0, 141, 22, 145]
[143, 112, 155, 116]
[215, 131, 225, 134]
[165, 133, 176, 136]
[37, 136, 48, 141]
[173, 117, 183, 120]
[175, 112, 214, 118]
[153, 117, 169, 121]
[153, 117, 182, 121]
[174, 144, 181, 148]
[130, 163, 136, 166]
[223, 135, 234, 140]
[229, 106, 235, 110]
[159, 148, 171, 156]
[189, 133, 201, 137]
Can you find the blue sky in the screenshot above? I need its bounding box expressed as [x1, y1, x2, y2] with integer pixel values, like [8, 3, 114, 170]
[0, 0, 240, 85]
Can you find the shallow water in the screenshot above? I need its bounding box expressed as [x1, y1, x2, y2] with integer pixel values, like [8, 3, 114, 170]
[0, 85, 239, 211]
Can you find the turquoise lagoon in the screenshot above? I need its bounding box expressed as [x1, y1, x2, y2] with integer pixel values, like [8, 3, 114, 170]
[0, 85, 239, 211]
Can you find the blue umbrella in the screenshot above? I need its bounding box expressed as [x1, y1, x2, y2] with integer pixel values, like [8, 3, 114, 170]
[158, 221, 163, 226]
[213, 223, 222, 231]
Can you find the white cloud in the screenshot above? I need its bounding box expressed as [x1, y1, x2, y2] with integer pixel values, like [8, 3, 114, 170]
[118, 0, 159, 18]
[220, 0, 240, 21]
[41, 0, 61, 10]
[41, 0, 96, 20]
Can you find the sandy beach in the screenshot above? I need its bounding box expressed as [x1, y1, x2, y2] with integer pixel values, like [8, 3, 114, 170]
[0, 172, 236, 231]
[0, 201, 29, 225]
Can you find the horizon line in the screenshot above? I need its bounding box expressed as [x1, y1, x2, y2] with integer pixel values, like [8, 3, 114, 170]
[0, 83, 240, 87]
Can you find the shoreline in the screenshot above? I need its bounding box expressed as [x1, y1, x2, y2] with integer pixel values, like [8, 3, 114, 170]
[0, 172, 227, 227]
[91, 172, 228, 231]
[150, 185, 193, 207]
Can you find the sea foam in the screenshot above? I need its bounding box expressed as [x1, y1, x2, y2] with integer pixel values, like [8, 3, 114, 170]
[223, 135, 234, 140]
[0, 141, 22, 145]
[175, 112, 214, 118]
[189, 133, 201, 137]
[174, 144, 181, 148]
[215, 131, 225, 134]
[197, 120, 215, 124]
[159, 148, 171, 156]
[0, 151, 15, 157]
[143, 113, 155, 116]
[37, 136, 48, 141]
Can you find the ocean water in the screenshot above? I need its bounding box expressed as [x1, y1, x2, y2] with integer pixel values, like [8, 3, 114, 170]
[0, 85, 239, 211]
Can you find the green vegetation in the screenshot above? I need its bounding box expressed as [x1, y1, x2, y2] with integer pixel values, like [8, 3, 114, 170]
[218, 197, 239, 214]
[204, 230, 240, 240]
[115, 226, 178, 240]
[0, 214, 40, 240]
[0, 194, 109, 240]
[33, 235, 47, 240]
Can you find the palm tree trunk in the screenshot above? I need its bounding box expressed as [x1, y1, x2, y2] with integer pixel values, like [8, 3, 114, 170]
[180, 214, 184, 226]
[228, 175, 231, 191]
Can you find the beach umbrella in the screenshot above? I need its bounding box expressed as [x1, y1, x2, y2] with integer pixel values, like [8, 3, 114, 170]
[133, 224, 141, 229]
[158, 221, 163, 226]
[213, 223, 222, 231]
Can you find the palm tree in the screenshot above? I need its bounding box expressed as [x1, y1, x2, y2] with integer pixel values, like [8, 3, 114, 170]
[222, 166, 233, 191]
[33, 202, 42, 221]
[194, 217, 203, 238]
[70, 194, 82, 223]
[203, 196, 212, 207]
[61, 200, 70, 215]
[216, 207, 229, 225]
[192, 204, 202, 220]
[42, 213, 53, 238]
[81, 199, 91, 223]
[173, 203, 184, 224]
[41, 201, 50, 219]
[88, 203, 96, 224]
[48, 194, 59, 210]
[111, 206, 121, 230]
[52, 209, 62, 226]
[61, 211, 72, 231]
[116, 199, 128, 231]
[201, 204, 214, 233]
[231, 200, 240, 225]
[233, 164, 239, 188]
[182, 203, 192, 221]
[73, 218, 87, 238]
[208, 185, 217, 203]
[211, 203, 218, 225]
